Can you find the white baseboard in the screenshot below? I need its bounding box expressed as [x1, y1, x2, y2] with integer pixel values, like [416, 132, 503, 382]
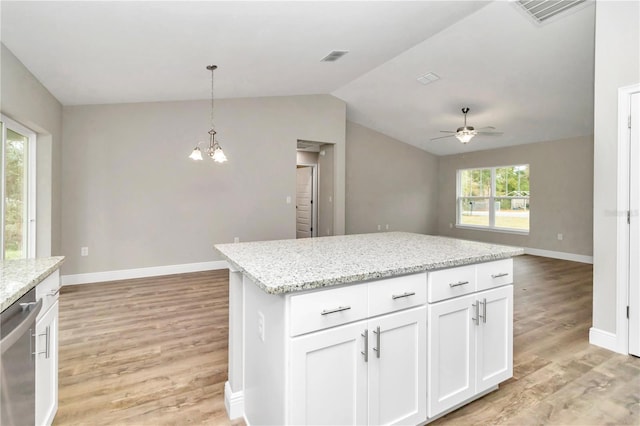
[61, 260, 228, 286]
[589, 327, 625, 354]
[524, 247, 593, 264]
[224, 381, 245, 420]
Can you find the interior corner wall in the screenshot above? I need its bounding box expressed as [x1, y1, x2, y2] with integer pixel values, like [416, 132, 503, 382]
[437, 136, 594, 257]
[593, 1, 640, 336]
[1, 43, 63, 257]
[345, 121, 439, 235]
[61, 95, 346, 276]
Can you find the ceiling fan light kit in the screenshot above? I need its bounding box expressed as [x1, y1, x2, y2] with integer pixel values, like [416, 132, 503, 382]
[431, 107, 502, 144]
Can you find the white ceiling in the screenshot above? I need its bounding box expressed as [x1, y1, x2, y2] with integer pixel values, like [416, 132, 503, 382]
[1, 1, 595, 156]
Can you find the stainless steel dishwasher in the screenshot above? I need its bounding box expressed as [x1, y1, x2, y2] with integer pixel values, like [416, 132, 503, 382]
[1, 288, 42, 425]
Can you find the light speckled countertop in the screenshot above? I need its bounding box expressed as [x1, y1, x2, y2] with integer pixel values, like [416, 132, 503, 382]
[0, 256, 65, 311]
[215, 232, 523, 294]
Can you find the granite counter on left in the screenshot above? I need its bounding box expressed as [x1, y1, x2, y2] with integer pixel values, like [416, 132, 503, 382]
[0, 256, 65, 312]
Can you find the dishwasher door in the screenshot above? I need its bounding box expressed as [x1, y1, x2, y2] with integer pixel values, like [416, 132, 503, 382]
[1, 288, 42, 426]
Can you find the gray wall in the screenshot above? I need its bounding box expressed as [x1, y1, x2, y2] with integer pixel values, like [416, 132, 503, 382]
[62, 95, 346, 275]
[593, 1, 640, 334]
[0, 44, 62, 257]
[345, 121, 439, 234]
[318, 144, 335, 237]
[437, 136, 593, 256]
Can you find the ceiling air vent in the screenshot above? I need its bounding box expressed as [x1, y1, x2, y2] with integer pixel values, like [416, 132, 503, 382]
[417, 72, 440, 86]
[515, 0, 587, 23]
[321, 50, 349, 62]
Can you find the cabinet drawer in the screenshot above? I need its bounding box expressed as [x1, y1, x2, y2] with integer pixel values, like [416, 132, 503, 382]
[290, 284, 368, 337]
[427, 265, 476, 303]
[368, 273, 426, 317]
[36, 269, 60, 319]
[477, 259, 513, 291]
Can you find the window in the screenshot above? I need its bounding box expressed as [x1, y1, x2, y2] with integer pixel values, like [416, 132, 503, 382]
[1, 116, 36, 259]
[457, 164, 529, 233]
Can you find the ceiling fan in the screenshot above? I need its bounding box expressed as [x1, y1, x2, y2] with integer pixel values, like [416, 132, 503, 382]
[431, 107, 503, 144]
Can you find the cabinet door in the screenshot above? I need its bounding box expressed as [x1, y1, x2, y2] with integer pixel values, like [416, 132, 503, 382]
[35, 300, 59, 426]
[368, 306, 426, 426]
[476, 285, 513, 393]
[289, 321, 367, 425]
[427, 294, 476, 418]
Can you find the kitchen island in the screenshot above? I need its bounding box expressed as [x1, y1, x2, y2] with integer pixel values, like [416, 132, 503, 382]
[215, 232, 523, 425]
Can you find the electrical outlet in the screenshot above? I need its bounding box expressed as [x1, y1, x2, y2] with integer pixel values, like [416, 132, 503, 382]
[81, 247, 89, 256]
[377, 224, 381, 231]
[385, 224, 389, 230]
[557, 233, 563, 241]
[234, 237, 240, 243]
[257, 311, 265, 342]
[449, 223, 453, 229]
[286, 196, 292, 204]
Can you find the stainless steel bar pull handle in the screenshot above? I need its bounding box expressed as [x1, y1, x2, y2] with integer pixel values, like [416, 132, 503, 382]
[321, 306, 351, 316]
[38, 326, 50, 358]
[491, 272, 509, 279]
[482, 298, 487, 323]
[361, 329, 368, 362]
[373, 326, 381, 358]
[48, 287, 61, 297]
[478, 299, 487, 324]
[450, 280, 470, 288]
[472, 302, 479, 326]
[392, 291, 416, 300]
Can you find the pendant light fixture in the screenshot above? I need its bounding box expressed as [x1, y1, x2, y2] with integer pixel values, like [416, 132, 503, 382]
[189, 65, 227, 163]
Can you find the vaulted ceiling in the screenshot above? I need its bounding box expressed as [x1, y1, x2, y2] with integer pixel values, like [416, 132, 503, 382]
[1, 1, 595, 156]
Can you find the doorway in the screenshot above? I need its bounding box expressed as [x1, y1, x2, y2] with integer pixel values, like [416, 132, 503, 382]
[296, 140, 335, 238]
[296, 165, 315, 238]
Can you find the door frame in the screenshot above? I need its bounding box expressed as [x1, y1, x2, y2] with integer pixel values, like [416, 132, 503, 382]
[296, 163, 318, 238]
[615, 83, 640, 354]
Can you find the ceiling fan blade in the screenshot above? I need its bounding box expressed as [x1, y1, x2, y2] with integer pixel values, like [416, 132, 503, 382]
[476, 126, 496, 131]
[439, 130, 456, 134]
[476, 131, 503, 136]
[430, 134, 456, 141]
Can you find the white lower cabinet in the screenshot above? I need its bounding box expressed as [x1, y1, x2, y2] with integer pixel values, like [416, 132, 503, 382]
[35, 300, 59, 426]
[427, 285, 513, 418]
[290, 306, 426, 426]
[35, 270, 60, 426]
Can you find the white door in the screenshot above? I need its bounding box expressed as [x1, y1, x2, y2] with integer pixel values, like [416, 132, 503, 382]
[368, 307, 426, 426]
[476, 286, 513, 392]
[289, 321, 368, 425]
[630, 92, 640, 357]
[296, 166, 313, 239]
[427, 294, 476, 418]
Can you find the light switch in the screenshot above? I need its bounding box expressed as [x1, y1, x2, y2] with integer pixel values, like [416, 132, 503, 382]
[286, 196, 292, 204]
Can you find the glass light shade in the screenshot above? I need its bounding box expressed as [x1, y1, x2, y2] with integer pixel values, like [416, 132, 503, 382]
[211, 146, 228, 163]
[189, 146, 203, 160]
[455, 130, 476, 144]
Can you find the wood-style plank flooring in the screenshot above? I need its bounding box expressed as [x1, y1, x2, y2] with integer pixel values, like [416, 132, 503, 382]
[54, 256, 640, 425]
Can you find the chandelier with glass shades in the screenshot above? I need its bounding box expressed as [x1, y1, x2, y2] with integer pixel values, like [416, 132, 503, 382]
[189, 65, 227, 163]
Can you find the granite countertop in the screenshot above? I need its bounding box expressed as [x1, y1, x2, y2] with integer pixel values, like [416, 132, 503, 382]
[0, 256, 65, 312]
[215, 232, 524, 295]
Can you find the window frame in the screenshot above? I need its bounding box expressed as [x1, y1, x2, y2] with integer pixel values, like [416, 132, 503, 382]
[456, 164, 529, 235]
[1, 115, 37, 259]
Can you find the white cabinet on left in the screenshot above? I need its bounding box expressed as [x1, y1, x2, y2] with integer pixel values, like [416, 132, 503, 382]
[35, 270, 60, 426]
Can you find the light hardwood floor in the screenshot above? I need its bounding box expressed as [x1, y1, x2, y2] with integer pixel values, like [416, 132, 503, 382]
[54, 255, 640, 425]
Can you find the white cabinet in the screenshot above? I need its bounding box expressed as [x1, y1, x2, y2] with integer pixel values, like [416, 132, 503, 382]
[427, 285, 513, 418]
[289, 306, 426, 426]
[368, 307, 426, 426]
[290, 321, 368, 425]
[35, 270, 60, 426]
